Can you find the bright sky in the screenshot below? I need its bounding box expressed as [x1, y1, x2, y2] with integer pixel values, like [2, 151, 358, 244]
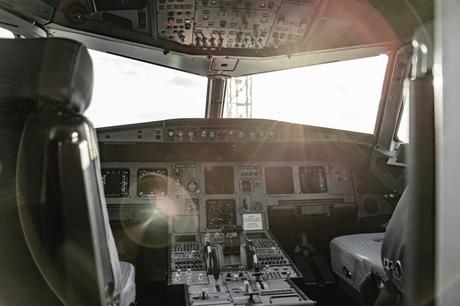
[86, 50, 207, 127]
[0, 27, 14, 38]
[397, 97, 409, 142]
[86, 50, 389, 134]
[247, 55, 388, 134]
[0, 25, 401, 136]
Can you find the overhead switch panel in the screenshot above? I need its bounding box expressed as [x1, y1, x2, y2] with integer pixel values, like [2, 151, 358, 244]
[156, 0, 319, 50]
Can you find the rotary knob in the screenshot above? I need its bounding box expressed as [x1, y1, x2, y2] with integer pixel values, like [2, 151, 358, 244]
[186, 180, 199, 193]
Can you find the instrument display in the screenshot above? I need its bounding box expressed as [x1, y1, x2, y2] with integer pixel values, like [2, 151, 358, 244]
[137, 168, 168, 197]
[206, 199, 237, 229]
[299, 166, 328, 193]
[204, 165, 235, 194]
[264, 166, 294, 195]
[185, 198, 200, 215]
[101, 168, 130, 198]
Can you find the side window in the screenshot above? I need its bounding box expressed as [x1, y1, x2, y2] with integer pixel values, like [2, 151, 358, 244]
[397, 100, 409, 143]
[0, 27, 15, 39]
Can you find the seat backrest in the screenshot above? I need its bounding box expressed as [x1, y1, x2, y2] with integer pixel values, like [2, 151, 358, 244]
[379, 24, 435, 306]
[0, 38, 122, 306]
[381, 189, 409, 294]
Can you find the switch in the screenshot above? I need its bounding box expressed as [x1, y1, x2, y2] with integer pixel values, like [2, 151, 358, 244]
[200, 289, 209, 299]
[244, 280, 250, 293]
[241, 180, 252, 192]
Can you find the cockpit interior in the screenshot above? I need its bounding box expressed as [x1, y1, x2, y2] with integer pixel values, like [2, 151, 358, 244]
[0, 0, 439, 306]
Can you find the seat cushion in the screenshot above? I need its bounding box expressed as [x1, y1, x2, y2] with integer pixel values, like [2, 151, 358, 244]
[330, 233, 387, 292]
[119, 261, 136, 306]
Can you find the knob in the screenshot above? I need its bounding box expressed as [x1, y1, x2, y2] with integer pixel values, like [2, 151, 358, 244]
[186, 180, 198, 193]
[200, 289, 209, 299]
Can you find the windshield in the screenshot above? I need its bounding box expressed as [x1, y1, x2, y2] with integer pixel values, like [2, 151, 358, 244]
[397, 100, 409, 143]
[224, 55, 388, 134]
[85, 50, 207, 127]
[0, 27, 14, 38]
[86, 50, 388, 133]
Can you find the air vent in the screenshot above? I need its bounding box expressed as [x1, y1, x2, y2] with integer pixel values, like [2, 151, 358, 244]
[363, 197, 379, 214]
[210, 58, 238, 71]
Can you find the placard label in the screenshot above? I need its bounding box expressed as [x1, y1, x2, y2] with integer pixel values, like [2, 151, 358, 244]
[242, 213, 263, 231]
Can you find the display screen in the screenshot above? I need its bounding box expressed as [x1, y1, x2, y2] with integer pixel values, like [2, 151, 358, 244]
[137, 168, 168, 197]
[185, 198, 200, 215]
[299, 166, 328, 193]
[101, 168, 130, 197]
[265, 167, 294, 194]
[175, 234, 197, 242]
[246, 232, 269, 240]
[204, 166, 235, 194]
[206, 199, 236, 229]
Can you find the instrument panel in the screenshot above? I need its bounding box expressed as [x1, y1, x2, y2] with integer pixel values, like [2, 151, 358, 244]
[101, 161, 355, 230]
[206, 199, 237, 229]
[155, 0, 319, 50]
[101, 168, 130, 197]
[137, 168, 169, 197]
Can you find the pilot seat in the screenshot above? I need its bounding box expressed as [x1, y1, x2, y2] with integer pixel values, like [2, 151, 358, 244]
[0, 38, 135, 306]
[330, 190, 408, 306]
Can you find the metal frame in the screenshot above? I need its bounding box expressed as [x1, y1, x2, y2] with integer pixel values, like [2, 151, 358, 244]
[46, 23, 399, 78]
[435, 0, 460, 304]
[0, 5, 47, 37]
[205, 76, 228, 119]
[369, 44, 412, 192]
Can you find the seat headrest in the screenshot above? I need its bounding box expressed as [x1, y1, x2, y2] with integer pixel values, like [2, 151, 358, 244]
[0, 38, 93, 114]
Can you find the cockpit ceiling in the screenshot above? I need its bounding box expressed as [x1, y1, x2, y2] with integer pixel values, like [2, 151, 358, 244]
[1, 0, 431, 75]
[49, 0, 400, 56]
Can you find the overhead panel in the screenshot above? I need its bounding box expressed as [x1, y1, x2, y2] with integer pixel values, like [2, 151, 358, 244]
[156, 0, 319, 50]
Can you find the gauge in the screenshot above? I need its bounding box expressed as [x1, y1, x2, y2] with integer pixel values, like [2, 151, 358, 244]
[185, 198, 199, 215]
[186, 180, 199, 193]
[137, 168, 168, 197]
[101, 168, 130, 198]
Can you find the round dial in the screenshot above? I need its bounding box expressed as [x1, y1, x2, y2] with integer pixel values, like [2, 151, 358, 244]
[137, 168, 168, 197]
[186, 180, 199, 193]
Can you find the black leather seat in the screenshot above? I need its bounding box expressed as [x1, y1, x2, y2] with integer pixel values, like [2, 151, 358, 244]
[0, 38, 135, 306]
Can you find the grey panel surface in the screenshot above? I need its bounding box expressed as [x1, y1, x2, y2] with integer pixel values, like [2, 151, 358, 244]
[119, 261, 136, 306]
[101, 161, 355, 232]
[330, 232, 386, 292]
